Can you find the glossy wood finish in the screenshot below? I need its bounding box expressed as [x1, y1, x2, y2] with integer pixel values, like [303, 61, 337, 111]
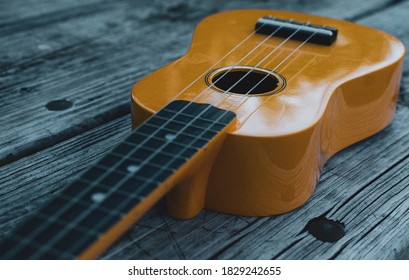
[132, 10, 405, 216]
[2, 0, 409, 260]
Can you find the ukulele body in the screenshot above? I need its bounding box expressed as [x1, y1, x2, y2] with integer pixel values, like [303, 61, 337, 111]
[131, 10, 405, 217]
[1, 9, 406, 261]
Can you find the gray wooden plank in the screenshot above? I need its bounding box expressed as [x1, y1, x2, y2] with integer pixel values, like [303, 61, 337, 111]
[0, 115, 131, 235]
[0, 0, 113, 37]
[0, 0, 401, 166]
[1, 0, 409, 260]
[106, 2, 409, 256]
[1, 105, 408, 259]
[0, 0, 104, 22]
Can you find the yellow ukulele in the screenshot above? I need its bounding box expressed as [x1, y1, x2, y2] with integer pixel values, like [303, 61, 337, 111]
[0, 10, 404, 259]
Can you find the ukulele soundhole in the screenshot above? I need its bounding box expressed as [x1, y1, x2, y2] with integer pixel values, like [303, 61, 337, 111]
[206, 66, 286, 95]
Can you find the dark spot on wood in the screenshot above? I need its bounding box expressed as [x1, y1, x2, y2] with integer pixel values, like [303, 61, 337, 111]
[105, 21, 118, 29]
[86, 95, 102, 102]
[165, 3, 190, 21]
[0, 61, 13, 70]
[49, 33, 63, 40]
[2, 153, 15, 166]
[1, 0, 408, 260]
[45, 99, 73, 111]
[168, 3, 188, 13]
[19, 87, 32, 94]
[306, 216, 345, 242]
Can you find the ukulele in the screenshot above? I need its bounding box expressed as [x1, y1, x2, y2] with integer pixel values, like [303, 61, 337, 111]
[0, 10, 404, 259]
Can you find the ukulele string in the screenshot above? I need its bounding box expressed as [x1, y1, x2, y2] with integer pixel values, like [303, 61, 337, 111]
[239, 54, 317, 126]
[229, 31, 318, 112]
[18, 24, 293, 259]
[166, 22, 267, 104]
[101, 24, 287, 177]
[18, 25, 312, 260]
[83, 30, 317, 250]
[97, 32, 318, 259]
[204, 28, 310, 112]
[168, 24, 286, 107]
[154, 24, 302, 123]
[101, 32, 312, 261]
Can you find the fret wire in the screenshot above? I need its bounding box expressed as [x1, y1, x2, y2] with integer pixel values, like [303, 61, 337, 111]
[77, 177, 146, 202]
[56, 191, 142, 222]
[96, 162, 174, 188]
[7, 234, 75, 260]
[93, 165, 158, 187]
[37, 202, 133, 258]
[150, 114, 220, 134]
[124, 135, 199, 152]
[54, 101, 231, 258]
[29, 114, 221, 258]
[30, 203, 125, 259]
[16, 222, 98, 260]
[32, 193, 125, 231]
[110, 148, 191, 166]
[8, 182, 129, 259]
[39, 187, 147, 258]
[93, 162, 172, 182]
[3, 218, 88, 260]
[105, 150, 182, 171]
[14, 102, 232, 259]
[143, 121, 218, 139]
[5, 22, 262, 256]
[32, 161, 167, 248]
[54, 192, 140, 234]
[46, 190, 129, 217]
[2, 19, 284, 258]
[145, 116, 218, 136]
[161, 108, 228, 126]
[116, 143, 188, 157]
[3, 110, 191, 256]
[93, 162, 175, 184]
[160, 107, 208, 119]
[80, 108, 235, 243]
[141, 122, 201, 139]
[127, 131, 206, 155]
[25, 150, 168, 259]
[2, 232, 49, 260]
[75, 179, 151, 210]
[35, 212, 104, 237]
[160, 103, 211, 118]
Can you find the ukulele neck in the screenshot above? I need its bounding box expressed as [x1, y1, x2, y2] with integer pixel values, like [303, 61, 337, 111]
[0, 100, 236, 259]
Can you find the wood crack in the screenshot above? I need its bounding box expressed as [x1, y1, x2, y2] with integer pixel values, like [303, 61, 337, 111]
[270, 236, 309, 259]
[328, 150, 409, 218]
[206, 217, 269, 259]
[159, 214, 186, 260]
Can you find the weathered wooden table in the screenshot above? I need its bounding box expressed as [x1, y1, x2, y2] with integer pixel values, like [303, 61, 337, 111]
[1, 0, 408, 259]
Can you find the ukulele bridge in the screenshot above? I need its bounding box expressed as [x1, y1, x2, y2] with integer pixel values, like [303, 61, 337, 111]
[255, 16, 338, 46]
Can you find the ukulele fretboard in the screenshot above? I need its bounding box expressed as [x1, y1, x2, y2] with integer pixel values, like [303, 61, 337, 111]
[0, 100, 236, 259]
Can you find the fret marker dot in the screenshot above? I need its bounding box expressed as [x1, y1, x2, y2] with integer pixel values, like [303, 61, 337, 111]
[91, 192, 106, 203]
[127, 164, 140, 173]
[165, 133, 177, 141]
